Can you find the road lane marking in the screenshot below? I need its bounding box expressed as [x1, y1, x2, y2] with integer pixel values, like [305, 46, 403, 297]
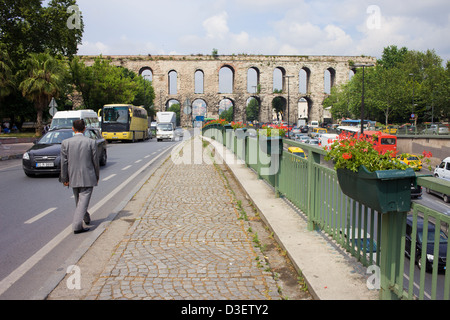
[135, 159, 142, 164]
[122, 165, 132, 171]
[24, 208, 57, 224]
[102, 174, 116, 181]
[0, 145, 176, 296]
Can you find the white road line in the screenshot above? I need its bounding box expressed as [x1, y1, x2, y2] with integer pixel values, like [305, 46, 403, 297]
[0, 146, 173, 296]
[135, 159, 142, 164]
[144, 155, 151, 158]
[122, 165, 132, 171]
[102, 174, 116, 181]
[24, 208, 57, 225]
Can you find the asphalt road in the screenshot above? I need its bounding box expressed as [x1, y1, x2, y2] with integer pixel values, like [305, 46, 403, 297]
[0, 137, 180, 299]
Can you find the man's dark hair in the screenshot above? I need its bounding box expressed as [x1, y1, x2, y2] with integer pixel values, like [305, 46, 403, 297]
[73, 119, 86, 132]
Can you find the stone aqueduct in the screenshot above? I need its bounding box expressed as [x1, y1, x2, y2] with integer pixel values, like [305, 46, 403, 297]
[82, 54, 376, 126]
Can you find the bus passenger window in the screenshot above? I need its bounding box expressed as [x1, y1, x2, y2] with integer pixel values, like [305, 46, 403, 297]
[381, 138, 395, 145]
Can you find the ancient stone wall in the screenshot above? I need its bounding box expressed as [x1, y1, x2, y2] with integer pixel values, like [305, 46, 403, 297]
[81, 54, 376, 126]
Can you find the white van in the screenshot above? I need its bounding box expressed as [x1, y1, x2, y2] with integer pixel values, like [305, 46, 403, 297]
[310, 120, 319, 128]
[50, 110, 100, 130]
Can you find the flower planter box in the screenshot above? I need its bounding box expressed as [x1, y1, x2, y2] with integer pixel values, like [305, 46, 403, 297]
[336, 165, 415, 214]
[258, 136, 283, 155]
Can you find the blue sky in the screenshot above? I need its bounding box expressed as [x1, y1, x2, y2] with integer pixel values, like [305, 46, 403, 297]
[74, 0, 450, 61]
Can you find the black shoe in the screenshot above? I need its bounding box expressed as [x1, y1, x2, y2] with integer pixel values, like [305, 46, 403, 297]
[74, 227, 90, 234]
[83, 212, 91, 225]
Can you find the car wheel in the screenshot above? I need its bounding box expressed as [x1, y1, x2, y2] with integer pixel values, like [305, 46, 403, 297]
[100, 149, 107, 166]
[444, 194, 450, 203]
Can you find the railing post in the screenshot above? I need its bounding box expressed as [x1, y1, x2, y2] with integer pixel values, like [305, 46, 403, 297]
[379, 211, 407, 300]
[307, 149, 321, 231]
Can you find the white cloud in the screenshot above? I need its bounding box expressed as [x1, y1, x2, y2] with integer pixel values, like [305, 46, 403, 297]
[203, 12, 229, 39]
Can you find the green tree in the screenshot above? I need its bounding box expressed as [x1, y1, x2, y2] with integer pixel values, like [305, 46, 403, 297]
[219, 106, 233, 122]
[246, 97, 259, 122]
[18, 51, 66, 135]
[167, 103, 181, 126]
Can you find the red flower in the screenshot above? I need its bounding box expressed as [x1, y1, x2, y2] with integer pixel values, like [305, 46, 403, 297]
[422, 151, 432, 158]
[342, 153, 352, 160]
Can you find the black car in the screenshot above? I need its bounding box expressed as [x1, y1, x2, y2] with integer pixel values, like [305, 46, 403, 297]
[411, 183, 422, 199]
[22, 128, 107, 177]
[405, 215, 448, 273]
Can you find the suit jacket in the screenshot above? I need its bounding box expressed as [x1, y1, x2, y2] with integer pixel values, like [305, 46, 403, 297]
[60, 133, 100, 188]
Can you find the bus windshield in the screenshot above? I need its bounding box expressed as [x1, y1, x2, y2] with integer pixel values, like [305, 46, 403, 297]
[103, 106, 129, 124]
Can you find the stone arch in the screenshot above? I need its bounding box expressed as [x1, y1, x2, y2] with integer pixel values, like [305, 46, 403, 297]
[218, 97, 234, 121]
[273, 67, 286, 92]
[195, 70, 204, 94]
[138, 66, 153, 79]
[219, 65, 234, 94]
[247, 67, 260, 93]
[272, 96, 286, 122]
[349, 68, 356, 80]
[165, 98, 180, 111]
[299, 67, 310, 94]
[168, 70, 177, 95]
[324, 67, 336, 94]
[298, 97, 312, 121]
[246, 96, 260, 123]
[192, 98, 207, 118]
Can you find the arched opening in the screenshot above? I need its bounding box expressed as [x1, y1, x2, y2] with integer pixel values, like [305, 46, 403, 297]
[168, 70, 177, 95]
[195, 70, 204, 94]
[272, 96, 286, 122]
[246, 97, 260, 123]
[139, 67, 153, 81]
[299, 67, 310, 94]
[324, 67, 336, 94]
[247, 67, 260, 93]
[219, 66, 234, 94]
[192, 98, 207, 118]
[273, 67, 285, 92]
[218, 98, 234, 121]
[349, 69, 356, 80]
[165, 99, 180, 125]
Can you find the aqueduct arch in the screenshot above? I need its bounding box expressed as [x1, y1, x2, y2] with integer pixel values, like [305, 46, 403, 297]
[82, 54, 376, 126]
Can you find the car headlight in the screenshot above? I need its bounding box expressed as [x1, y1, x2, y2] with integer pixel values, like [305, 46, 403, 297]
[426, 254, 434, 262]
[23, 152, 30, 160]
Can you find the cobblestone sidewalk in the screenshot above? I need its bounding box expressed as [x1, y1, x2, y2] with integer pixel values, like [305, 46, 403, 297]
[85, 137, 281, 300]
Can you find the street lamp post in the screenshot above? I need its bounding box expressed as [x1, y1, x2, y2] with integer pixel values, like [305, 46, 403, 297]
[353, 64, 375, 134]
[283, 75, 294, 128]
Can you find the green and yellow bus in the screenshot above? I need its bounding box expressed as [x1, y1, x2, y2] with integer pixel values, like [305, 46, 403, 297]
[101, 104, 149, 142]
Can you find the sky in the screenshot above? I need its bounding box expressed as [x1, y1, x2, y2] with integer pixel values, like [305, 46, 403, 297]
[73, 0, 450, 61]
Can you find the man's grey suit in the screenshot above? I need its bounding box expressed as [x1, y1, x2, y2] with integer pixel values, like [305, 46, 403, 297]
[60, 133, 100, 232]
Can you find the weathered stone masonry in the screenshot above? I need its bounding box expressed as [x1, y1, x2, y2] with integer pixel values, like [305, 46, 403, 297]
[81, 54, 376, 127]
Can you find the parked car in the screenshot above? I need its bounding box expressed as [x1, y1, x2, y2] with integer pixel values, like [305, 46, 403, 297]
[411, 183, 422, 199]
[308, 139, 320, 146]
[287, 146, 307, 159]
[421, 124, 449, 135]
[22, 128, 107, 177]
[295, 135, 310, 143]
[299, 125, 309, 133]
[426, 157, 450, 202]
[397, 153, 422, 171]
[405, 215, 448, 272]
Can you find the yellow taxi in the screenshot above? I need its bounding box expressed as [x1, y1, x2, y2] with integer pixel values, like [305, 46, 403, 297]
[397, 153, 422, 171]
[288, 147, 307, 159]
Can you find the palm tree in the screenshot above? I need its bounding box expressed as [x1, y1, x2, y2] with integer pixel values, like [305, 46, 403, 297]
[0, 44, 15, 99]
[19, 51, 66, 136]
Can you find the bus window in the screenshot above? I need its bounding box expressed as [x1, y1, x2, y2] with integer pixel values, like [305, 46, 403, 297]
[381, 138, 396, 145]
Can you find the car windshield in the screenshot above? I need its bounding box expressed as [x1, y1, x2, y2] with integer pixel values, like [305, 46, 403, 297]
[407, 156, 419, 161]
[38, 131, 74, 144]
[418, 229, 448, 244]
[51, 117, 78, 129]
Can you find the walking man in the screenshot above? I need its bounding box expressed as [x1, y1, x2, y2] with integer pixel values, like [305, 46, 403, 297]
[60, 120, 100, 234]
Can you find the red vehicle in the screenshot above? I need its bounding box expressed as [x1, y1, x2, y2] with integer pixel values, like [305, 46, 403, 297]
[362, 130, 397, 156]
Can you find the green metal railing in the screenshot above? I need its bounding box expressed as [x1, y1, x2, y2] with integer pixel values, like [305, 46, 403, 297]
[202, 125, 450, 300]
